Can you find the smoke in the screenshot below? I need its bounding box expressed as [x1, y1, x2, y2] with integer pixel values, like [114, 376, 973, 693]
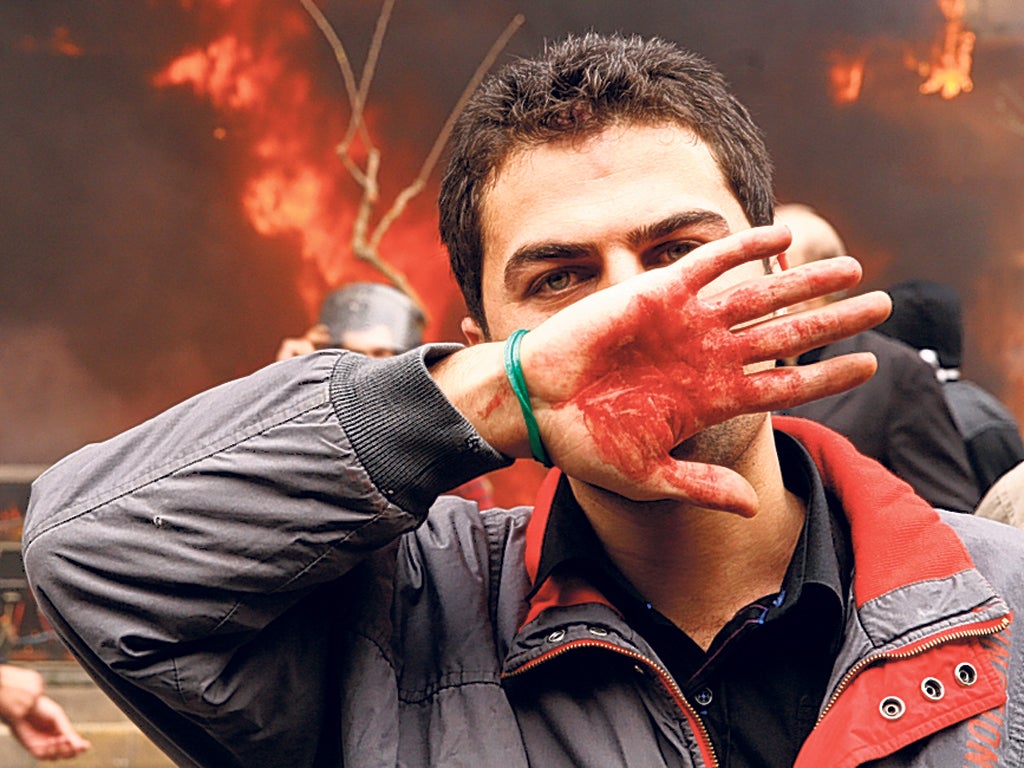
[2, 0, 1023, 474]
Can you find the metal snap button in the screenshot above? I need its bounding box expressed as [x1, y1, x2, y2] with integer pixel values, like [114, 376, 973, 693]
[921, 677, 945, 701]
[879, 696, 906, 720]
[587, 626, 609, 637]
[545, 630, 566, 643]
[954, 662, 978, 687]
[694, 688, 713, 707]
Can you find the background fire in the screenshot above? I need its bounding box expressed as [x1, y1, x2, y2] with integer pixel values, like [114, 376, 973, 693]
[2, 0, 1024, 505]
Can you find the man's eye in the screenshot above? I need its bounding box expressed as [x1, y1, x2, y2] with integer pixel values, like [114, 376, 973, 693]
[535, 270, 574, 293]
[655, 241, 700, 265]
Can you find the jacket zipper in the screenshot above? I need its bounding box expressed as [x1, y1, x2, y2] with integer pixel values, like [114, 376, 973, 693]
[504, 638, 720, 768]
[817, 614, 1010, 724]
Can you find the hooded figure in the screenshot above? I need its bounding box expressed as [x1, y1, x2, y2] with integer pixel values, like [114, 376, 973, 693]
[877, 279, 1024, 495]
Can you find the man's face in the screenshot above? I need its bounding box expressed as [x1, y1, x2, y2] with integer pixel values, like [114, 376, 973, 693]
[465, 123, 760, 341]
[464, 123, 771, 472]
[340, 325, 398, 358]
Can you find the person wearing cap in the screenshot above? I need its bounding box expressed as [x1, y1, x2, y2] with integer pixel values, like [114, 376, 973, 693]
[276, 282, 426, 360]
[276, 282, 495, 507]
[876, 279, 1024, 497]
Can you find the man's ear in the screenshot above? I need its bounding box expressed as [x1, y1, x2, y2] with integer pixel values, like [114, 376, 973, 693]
[461, 315, 487, 346]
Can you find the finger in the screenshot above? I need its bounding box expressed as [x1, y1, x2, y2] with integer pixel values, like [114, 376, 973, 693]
[673, 224, 791, 290]
[648, 459, 760, 516]
[306, 324, 334, 347]
[735, 291, 892, 364]
[712, 256, 863, 328]
[742, 353, 879, 411]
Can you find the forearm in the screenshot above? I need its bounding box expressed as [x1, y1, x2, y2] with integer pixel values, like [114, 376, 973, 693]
[428, 341, 536, 461]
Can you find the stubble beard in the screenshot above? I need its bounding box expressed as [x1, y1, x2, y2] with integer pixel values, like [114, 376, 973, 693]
[573, 412, 770, 514]
[669, 412, 768, 468]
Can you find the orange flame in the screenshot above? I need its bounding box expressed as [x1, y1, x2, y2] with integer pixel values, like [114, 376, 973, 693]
[827, 51, 866, 106]
[918, 0, 974, 100]
[152, 4, 452, 325]
[154, 35, 281, 111]
[17, 26, 85, 57]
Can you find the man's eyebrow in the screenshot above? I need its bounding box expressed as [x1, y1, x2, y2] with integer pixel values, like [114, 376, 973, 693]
[627, 211, 731, 248]
[503, 242, 592, 291]
[501, 210, 732, 290]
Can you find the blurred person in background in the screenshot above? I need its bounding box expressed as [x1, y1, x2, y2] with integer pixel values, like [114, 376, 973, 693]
[776, 204, 980, 511]
[975, 458, 1024, 528]
[276, 282, 426, 361]
[0, 662, 90, 760]
[277, 282, 494, 507]
[877, 279, 1024, 497]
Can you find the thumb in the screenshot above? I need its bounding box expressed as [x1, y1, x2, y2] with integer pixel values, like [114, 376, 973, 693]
[647, 458, 759, 516]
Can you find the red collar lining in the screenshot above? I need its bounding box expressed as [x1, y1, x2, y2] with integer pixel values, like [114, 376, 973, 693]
[774, 416, 974, 606]
[523, 419, 975, 622]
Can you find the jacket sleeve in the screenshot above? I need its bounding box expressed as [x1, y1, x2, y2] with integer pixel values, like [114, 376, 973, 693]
[21, 344, 511, 768]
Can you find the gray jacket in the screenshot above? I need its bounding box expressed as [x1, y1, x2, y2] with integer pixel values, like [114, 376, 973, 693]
[22, 348, 1024, 767]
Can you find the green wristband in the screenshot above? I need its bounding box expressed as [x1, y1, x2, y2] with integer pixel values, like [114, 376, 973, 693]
[503, 329, 553, 467]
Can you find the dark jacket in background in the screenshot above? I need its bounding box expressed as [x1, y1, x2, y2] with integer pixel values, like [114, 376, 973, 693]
[877, 279, 1024, 496]
[945, 379, 1024, 494]
[781, 330, 980, 512]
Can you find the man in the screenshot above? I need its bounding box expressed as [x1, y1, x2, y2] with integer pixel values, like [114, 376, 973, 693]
[22, 34, 1024, 768]
[275, 282, 426, 361]
[776, 204, 980, 512]
[877, 278, 1024, 496]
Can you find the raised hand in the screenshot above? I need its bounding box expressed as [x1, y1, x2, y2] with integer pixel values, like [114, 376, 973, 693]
[8, 695, 92, 760]
[275, 324, 334, 361]
[513, 225, 890, 512]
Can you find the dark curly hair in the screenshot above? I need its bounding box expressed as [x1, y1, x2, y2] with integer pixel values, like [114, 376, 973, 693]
[439, 32, 775, 336]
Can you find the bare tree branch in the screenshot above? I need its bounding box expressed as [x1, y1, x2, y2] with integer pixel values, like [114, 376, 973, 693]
[368, 13, 525, 254]
[299, 0, 372, 188]
[298, 0, 358, 110]
[301, 0, 523, 320]
[415, 14, 524, 192]
[344, 0, 395, 155]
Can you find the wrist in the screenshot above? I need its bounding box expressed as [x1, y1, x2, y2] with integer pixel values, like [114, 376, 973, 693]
[429, 344, 534, 461]
[502, 330, 552, 466]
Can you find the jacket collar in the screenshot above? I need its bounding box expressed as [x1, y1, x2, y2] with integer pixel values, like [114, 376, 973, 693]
[523, 415, 978, 623]
[772, 415, 975, 608]
[520, 469, 618, 628]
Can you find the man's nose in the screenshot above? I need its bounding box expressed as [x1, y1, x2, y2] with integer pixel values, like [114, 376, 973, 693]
[599, 250, 647, 290]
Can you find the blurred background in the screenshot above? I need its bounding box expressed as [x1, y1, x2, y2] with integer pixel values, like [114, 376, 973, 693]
[2, 0, 1024, 508]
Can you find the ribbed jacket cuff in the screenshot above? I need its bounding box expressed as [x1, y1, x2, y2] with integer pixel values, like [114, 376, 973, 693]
[329, 344, 512, 513]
